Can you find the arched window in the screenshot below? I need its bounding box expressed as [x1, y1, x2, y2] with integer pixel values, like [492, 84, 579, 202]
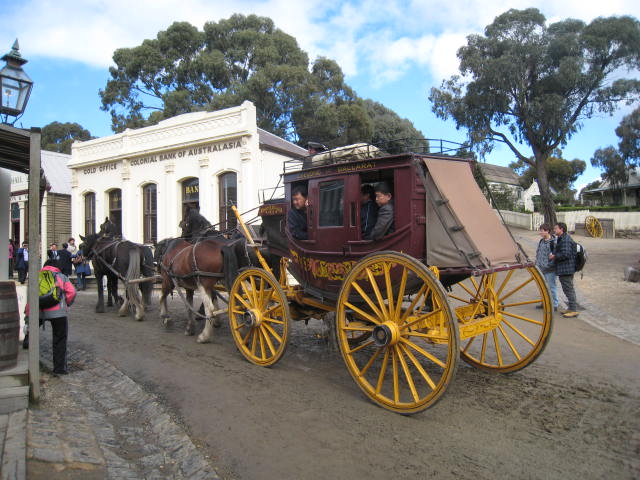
[218, 172, 237, 231]
[84, 192, 96, 235]
[143, 184, 157, 244]
[108, 189, 122, 235]
[181, 177, 199, 218]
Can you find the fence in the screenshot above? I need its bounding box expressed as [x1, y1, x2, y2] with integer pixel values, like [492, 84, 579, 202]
[497, 209, 640, 232]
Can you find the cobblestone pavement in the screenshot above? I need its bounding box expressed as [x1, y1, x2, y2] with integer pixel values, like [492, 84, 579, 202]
[26, 342, 221, 479]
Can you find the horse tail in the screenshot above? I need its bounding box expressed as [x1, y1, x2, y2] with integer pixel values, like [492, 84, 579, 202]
[222, 241, 240, 291]
[126, 248, 144, 312]
[140, 246, 155, 305]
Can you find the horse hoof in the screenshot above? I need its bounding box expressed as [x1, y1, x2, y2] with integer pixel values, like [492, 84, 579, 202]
[196, 334, 211, 344]
[184, 329, 195, 336]
[162, 318, 171, 328]
[136, 316, 144, 322]
[96, 306, 105, 313]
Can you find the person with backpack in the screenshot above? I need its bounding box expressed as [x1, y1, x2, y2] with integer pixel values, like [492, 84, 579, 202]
[535, 223, 558, 311]
[26, 259, 77, 375]
[550, 222, 578, 318]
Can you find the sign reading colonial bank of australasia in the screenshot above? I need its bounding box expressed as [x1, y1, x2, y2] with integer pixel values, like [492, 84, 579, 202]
[69, 101, 306, 243]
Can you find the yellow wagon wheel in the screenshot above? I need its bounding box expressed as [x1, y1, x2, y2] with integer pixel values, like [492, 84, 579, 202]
[585, 215, 603, 238]
[336, 252, 459, 415]
[229, 268, 290, 366]
[448, 266, 553, 373]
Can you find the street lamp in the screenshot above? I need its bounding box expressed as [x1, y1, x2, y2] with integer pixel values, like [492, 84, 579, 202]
[0, 39, 33, 124]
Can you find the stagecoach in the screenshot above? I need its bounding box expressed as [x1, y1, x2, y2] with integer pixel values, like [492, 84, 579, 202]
[226, 143, 553, 414]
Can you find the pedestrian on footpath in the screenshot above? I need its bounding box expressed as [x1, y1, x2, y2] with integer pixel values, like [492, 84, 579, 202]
[72, 248, 91, 290]
[26, 259, 77, 375]
[15, 241, 28, 284]
[8, 239, 14, 278]
[535, 223, 558, 311]
[550, 222, 579, 318]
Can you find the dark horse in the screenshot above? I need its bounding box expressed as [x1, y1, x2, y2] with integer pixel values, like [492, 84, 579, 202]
[81, 220, 154, 321]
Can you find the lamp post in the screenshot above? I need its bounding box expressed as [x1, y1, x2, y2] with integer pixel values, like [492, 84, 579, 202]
[0, 39, 33, 125]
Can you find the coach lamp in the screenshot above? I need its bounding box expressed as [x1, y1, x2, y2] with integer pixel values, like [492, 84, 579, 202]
[0, 39, 33, 125]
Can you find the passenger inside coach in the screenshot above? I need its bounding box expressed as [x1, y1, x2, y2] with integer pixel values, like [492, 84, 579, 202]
[360, 184, 378, 238]
[287, 186, 309, 240]
[364, 182, 394, 241]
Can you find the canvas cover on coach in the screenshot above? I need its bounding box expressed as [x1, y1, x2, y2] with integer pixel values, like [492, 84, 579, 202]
[422, 157, 521, 269]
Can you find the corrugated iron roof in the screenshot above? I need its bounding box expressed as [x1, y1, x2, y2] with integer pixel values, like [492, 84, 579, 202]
[41, 150, 71, 194]
[478, 163, 520, 185]
[258, 128, 307, 157]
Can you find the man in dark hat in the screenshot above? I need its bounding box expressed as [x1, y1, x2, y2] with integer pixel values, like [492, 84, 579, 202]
[307, 142, 328, 155]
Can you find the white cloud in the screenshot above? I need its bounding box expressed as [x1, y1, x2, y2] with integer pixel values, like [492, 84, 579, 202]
[1, 0, 638, 84]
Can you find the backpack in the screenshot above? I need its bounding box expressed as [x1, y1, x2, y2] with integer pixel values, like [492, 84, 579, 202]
[39, 270, 63, 309]
[574, 242, 587, 272]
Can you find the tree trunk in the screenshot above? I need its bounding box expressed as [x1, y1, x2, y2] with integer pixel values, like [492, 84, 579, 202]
[535, 154, 557, 226]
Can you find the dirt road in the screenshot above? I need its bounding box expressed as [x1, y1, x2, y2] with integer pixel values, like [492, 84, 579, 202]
[61, 229, 639, 480]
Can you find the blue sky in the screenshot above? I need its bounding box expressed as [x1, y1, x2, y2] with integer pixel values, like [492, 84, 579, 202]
[2, 0, 639, 191]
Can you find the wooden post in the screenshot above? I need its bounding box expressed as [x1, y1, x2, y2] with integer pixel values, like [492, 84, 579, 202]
[28, 128, 40, 402]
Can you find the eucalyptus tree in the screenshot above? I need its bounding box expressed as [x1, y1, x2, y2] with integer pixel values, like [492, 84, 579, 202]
[99, 14, 420, 148]
[430, 8, 640, 224]
[41, 121, 94, 154]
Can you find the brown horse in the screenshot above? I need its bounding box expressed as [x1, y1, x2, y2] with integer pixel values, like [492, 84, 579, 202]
[157, 237, 230, 343]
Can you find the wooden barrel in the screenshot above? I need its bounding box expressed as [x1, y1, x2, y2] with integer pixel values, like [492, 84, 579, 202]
[0, 281, 20, 370]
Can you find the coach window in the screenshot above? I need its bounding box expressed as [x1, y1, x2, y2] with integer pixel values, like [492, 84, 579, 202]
[181, 177, 199, 217]
[84, 192, 96, 235]
[143, 184, 157, 244]
[108, 189, 122, 236]
[319, 180, 344, 227]
[218, 172, 237, 231]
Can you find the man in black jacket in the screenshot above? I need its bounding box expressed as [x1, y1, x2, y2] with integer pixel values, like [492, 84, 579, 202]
[365, 182, 395, 241]
[57, 242, 74, 277]
[549, 222, 578, 317]
[287, 186, 309, 240]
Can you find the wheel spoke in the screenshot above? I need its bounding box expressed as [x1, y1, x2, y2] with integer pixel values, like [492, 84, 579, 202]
[358, 347, 383, 377]
[346, 339, 375, 355]
[401, 308, 443, 331]
[462, 335, 476, 353]
[396, 345, 419, 402]
[384, 263, 395, 319]
[497, 324, 521, 360]
[249, 276, 258, 305]
[366, 266, 388, 320]
[343, 301, 382, 325]
[399, 343, 436, 390]
[495, 270, 513, 298]
[392, 348, 399, 403]
[263, 316, 285, 325]
[233, 292, 252, 311]
[492, 329, 503, 367]
[350, 283, 384, 320]
[400, 338, 446, 369]
[502, 299, 541, 308]
[499, 276, 534, 303]
[375, 348, 391, 394]
[501, 319, 536, 346]
[262, 322, 283, 345]
[399, 284, 429, 323]
[501, 310, 544, 326]
[258, 328, 267, 360]
[480, 333, 488, 364]
[260, 326, 277, 357]
[394, 267, 409, 320]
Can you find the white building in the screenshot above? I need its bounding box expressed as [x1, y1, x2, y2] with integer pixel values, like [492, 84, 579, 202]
[69, 101, 306, 243]
[9, 150, 72, 258]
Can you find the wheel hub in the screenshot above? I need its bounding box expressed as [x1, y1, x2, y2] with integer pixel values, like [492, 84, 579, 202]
[242, 309, 262, 328]
[372, 322, 400, 347]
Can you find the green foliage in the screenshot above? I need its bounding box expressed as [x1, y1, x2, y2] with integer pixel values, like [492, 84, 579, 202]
[41, 122, 94, 154]
[362, 99, 428, 153]
[429, 8, 640, 224]
[99, 14, 424, 150]
[510, 154, 585, 198]
[616, 106, 640, 163]
[591, 146, 629, 190]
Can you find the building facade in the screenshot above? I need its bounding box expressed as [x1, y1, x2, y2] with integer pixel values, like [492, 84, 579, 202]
[582, 167, 640, 207]
[69, 101, 306, 243]
[9, 150, 72, 258]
